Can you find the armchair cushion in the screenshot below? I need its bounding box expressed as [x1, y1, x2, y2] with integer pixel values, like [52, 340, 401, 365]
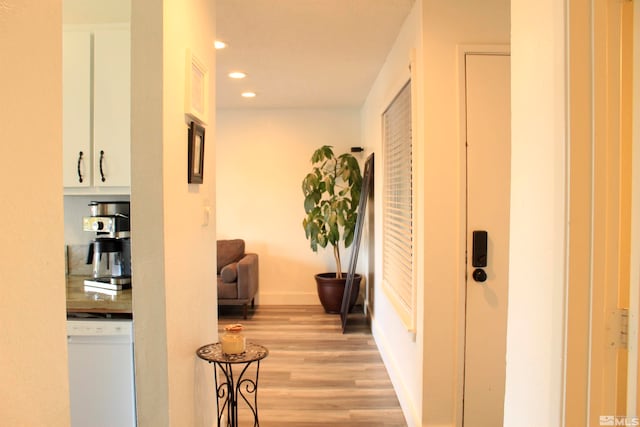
[220, 262, 238, 283]
[216, 239, 245, 274]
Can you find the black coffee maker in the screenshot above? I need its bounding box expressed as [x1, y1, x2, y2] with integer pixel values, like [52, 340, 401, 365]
[84, 201, 131, 290]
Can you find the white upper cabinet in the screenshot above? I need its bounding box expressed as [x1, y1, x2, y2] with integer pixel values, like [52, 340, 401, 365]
[93, 28, 131, 189]
[62, 31, 91, 188]
[63, 25, 130, 194]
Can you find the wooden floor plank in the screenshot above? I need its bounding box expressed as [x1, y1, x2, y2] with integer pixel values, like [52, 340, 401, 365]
[215, 305, 407, 426]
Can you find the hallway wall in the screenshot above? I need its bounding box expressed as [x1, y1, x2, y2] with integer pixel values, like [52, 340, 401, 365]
[504, 1, 567, 425]
[131, 0, 218, 425]
[360, 2, 422, 425]
[0, 2, 69, 425]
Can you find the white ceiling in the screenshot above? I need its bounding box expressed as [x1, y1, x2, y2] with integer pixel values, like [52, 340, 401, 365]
[215, 0, 415, 109]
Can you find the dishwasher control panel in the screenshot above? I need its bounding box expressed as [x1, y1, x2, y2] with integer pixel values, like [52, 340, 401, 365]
[67, 320, 133, 337]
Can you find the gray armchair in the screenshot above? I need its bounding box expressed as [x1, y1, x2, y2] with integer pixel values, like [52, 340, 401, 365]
[216, 239, 258, 319]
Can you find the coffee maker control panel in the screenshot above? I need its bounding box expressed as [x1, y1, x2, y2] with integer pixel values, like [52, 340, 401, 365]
[83, 216, 131, 238]
[84, 216, 114, 232]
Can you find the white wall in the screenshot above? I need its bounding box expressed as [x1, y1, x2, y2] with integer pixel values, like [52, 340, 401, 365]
[0, 2, 70, 425]
[504, 1, 567, 426]
[131, 0, 218, 425]
[360, 2, 422, 425]
[216, 108, 362, 305]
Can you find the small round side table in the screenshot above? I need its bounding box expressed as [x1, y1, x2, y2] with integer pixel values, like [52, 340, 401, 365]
[197, 342, 269, 427]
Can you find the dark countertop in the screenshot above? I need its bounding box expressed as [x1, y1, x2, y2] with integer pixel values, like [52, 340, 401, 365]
[66, 275, 132, 314]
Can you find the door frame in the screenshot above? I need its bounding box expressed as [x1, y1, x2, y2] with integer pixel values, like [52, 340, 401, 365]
[566, 0, 636, 423]
[456, 44, 511, 425]
[629, 0, 639, 415]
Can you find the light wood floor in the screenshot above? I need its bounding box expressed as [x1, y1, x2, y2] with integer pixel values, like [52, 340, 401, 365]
[217, 305, 407, 427]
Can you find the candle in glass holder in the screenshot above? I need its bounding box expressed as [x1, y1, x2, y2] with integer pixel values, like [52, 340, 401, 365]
[221, 323, 246, 355]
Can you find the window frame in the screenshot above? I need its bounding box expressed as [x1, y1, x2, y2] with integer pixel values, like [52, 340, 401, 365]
[381, 77, 417, 332]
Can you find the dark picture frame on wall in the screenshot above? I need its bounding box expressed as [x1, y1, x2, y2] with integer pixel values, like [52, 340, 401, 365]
[188, 121, 205, 184]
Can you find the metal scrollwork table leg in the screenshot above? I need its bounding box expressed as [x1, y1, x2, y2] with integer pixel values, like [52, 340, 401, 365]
[197, 342, 269, 427]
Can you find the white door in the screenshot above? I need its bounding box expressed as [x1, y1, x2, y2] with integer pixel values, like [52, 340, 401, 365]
[463, 53, 511, 426]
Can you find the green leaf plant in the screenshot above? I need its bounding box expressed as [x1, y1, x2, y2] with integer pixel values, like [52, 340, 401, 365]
[302, 145, 363, 279]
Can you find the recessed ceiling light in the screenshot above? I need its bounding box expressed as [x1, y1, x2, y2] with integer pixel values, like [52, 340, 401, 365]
[241, 92, 256, 98]
[228, 72, 247, 79]
[214, 40, 227, 49]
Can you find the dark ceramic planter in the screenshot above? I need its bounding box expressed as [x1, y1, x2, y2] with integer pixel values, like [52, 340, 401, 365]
[314, 273, 362, 314]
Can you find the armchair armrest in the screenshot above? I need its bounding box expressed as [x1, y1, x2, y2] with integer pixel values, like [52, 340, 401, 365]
[236, 253, 259, 300]
[221, 260, 240, 282]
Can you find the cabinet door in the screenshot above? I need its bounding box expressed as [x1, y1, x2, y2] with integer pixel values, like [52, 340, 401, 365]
[63, 31, 91, 188]
[93, 28, 131, 188]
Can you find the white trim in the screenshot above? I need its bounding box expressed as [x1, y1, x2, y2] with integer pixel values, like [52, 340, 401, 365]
[185, 49, 209, 125]
[627, 0, 640, 415]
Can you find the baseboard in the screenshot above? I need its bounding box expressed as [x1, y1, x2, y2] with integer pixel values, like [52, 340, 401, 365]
[259, 292, 318, 305]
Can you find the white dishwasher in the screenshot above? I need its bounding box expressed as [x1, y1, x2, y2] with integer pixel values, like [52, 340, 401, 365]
[67, 319, 136, 427]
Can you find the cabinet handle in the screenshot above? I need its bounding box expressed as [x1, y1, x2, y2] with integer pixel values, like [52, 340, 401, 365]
[77, 151, 84, 183]
[99, 150, 106, 182]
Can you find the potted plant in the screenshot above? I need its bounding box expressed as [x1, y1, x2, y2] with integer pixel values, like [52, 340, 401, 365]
[302, 145, 363, 313]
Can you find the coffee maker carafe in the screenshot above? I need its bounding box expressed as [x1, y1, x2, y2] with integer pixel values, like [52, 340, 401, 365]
[83, 201, 131, 290]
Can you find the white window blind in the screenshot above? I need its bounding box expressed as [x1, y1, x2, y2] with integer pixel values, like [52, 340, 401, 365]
[382, 80, 415, 330]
